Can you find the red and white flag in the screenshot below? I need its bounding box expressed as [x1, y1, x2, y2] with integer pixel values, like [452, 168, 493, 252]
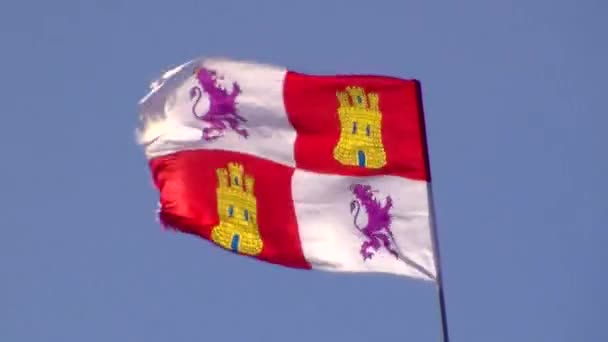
[137, 57, 437, 281]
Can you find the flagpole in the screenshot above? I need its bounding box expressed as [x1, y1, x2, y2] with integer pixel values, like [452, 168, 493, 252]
[427, 181, 451, 342]
[414, 80, 451, 342]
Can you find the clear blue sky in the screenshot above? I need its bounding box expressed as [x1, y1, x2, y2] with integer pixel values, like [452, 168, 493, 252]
[1, 0, 606, 341]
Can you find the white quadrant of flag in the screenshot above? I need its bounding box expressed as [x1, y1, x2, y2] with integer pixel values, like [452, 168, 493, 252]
[292, 170, 436, 280]
[140, 58, 297, 167]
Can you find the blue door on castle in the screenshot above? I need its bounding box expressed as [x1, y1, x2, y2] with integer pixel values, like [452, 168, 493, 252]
[357, 150, 366, 167]
[231, 234, 240, 252]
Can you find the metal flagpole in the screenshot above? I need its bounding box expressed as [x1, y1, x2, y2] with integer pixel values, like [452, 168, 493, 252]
[414, 80, 451, 342]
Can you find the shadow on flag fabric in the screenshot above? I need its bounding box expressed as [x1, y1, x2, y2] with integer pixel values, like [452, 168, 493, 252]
[136, 57, 437, 281]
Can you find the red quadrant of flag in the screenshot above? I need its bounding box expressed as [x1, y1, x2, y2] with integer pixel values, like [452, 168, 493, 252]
[149, 149, 310, 269]
[284, 71, 429, 181]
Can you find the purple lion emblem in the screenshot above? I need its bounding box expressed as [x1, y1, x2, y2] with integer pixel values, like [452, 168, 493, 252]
[349, 184, 399, 260]
[189, 67, 248, 140]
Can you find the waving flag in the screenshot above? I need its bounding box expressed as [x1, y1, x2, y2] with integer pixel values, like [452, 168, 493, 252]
[137, 57, 437, 281]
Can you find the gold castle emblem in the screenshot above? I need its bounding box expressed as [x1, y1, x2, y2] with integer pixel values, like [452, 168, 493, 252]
[211, 162, 263, 256]
[333, 86, 387, 169]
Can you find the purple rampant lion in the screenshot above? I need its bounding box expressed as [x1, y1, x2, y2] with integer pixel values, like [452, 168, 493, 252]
[349, 184, 399, 260]
[189, 67, 247, 141]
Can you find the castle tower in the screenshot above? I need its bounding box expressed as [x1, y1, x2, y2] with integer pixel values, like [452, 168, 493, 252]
[333, 86, 387, 169]
[211, 162, 263, 256]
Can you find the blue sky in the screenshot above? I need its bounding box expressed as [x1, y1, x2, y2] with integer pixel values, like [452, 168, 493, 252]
[1, 0, 606, 341]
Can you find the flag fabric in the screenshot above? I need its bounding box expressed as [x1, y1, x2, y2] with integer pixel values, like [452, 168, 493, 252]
[137, 57, 437, 281]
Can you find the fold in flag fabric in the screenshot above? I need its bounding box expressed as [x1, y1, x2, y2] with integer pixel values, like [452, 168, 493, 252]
[137, 57, 437, 281]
